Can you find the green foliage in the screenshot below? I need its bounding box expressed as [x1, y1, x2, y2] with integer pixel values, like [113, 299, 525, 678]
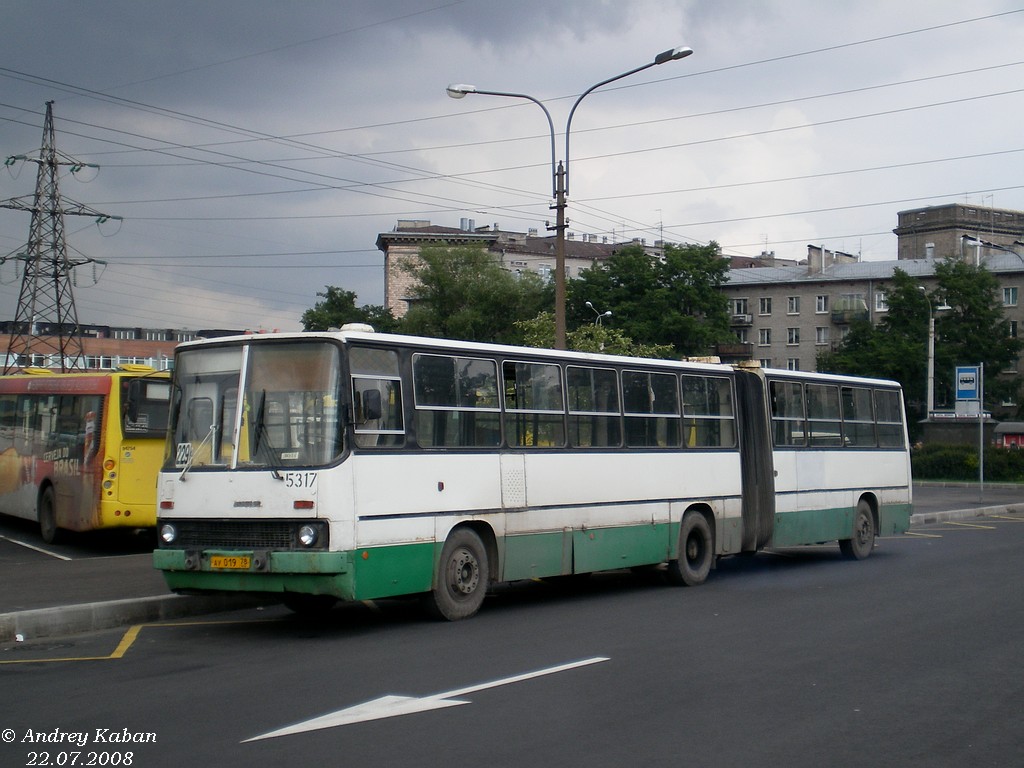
[818, 262, 1023, 433]
[932, 259, 1023, 409]
[912, 442, 1024, 482]
[516, 312, 675, 358]
[301, 286, 399, 332]
[567, 242, 732, 356]
[401, 245, 552, 344]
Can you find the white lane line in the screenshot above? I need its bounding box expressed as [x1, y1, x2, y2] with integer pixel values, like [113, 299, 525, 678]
[243, 656, 610, 742]
[0, 534, 72, 560]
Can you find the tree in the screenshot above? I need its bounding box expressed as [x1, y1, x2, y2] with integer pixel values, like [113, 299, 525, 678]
[401, 244, 551, 343]
[301, 286, 399, 332]
[817, 268, 929, 423]
[516, 312, 675, 358]
[568, 242, 732, 356]
[932, 259, 1022, 410]
[817, 262, 1023, 428]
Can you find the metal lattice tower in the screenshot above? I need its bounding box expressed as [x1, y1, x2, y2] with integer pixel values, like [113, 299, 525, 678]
[2, 101, 115, 373]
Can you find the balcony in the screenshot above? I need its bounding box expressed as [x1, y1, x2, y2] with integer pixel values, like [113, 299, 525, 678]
[730, 314, 753, 326]
[831, 297, 869, 325]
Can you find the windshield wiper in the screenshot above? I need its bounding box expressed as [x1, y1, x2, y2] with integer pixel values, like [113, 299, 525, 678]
[178, 423, 217, 482]
[252, 390, 284, 481]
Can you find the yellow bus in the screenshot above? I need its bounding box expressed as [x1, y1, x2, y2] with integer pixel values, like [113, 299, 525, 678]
[0, 366, 170, 543]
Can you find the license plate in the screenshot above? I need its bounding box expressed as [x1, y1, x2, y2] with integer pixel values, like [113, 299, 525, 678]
[210, 555, 251, 570]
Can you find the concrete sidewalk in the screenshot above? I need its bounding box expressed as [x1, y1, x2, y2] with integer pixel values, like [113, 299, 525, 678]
[2, 493, 1022, 644]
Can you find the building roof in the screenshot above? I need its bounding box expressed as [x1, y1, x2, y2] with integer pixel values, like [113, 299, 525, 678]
[725, 252, 1024, 287]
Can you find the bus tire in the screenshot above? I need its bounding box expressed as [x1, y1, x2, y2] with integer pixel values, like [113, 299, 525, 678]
[840, 500, 875, 560]
[426, 527, 489, 621]
[38, 487, 61, 545]
[667, 511, 713, 586]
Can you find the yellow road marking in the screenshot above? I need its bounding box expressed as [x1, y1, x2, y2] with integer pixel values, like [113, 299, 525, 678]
[0, 618, 276, 665]
[989, 515, 1024, 522]
[946, 521, 996, 530]
[903, 531, 943, 538]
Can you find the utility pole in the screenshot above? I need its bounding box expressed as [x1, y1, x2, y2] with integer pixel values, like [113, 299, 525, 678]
[2, 101, 116, 373]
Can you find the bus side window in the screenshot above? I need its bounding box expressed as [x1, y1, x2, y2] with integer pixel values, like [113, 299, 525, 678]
[682, 375, 736, 448]
[874, 389, 905, 447]
[502, 361, 565, 448]
[352, 377, 404, 448]
[769, 380, 806, 447]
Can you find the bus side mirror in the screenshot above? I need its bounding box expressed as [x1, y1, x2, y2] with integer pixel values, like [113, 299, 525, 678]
[362, 389, 382, 421]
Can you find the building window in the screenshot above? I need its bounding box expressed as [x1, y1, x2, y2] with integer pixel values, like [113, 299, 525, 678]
[759, 358, 772, 368]
[733, 298, 748, 315]
[759, 297, 772, 316]
[1003, 287, 1018, 307]
[816, 295, 829, 314]
[787, 296, 800, 315]
[735, 328, 749, 343]
[758, 328, 771, 346]
[875, 291, 889, 312]
[1011, 321, 1018, 339]
[787, 358, 800, 371]
[815, 327, 830, 345]
[787, 328, 800, 345]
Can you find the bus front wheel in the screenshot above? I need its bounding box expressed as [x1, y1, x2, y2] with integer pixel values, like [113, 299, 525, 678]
[840, 500, 875, 560]
[667, 511, 713, 586]
[426, 528, 489, 621]
[38, 487, 61, 545]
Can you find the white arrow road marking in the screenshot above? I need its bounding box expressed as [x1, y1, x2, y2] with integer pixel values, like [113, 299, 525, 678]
[243, 656, 610, 742]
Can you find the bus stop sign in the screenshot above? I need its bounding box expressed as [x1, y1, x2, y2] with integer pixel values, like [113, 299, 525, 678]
[956, 366, 980, 401]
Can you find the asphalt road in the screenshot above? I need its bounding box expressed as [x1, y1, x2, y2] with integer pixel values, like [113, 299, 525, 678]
[2, 507, 1021, 768]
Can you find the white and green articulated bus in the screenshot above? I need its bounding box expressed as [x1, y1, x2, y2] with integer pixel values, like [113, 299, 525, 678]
[153, 327, 912, 620]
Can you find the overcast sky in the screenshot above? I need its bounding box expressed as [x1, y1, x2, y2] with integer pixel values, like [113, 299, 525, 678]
[1, 1, 1022, 333]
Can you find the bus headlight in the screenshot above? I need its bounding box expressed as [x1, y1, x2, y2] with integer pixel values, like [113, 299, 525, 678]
[159, 523, 178, 545]
[298, 525, 319, 548]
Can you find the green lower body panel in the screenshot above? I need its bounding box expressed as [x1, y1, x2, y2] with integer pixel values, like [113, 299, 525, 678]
[500, 523, 673, 582]
[879, 502, 913, 536]
[771, 502, 913, 548]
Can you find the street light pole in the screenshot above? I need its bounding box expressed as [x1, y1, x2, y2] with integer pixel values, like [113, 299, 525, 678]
[585, 300, 612, 325]
[446, 46, 693, 349]
[919, 285, 937, 418]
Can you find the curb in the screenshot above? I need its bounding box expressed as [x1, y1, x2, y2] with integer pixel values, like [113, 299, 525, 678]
[0, 594, 274, 644]
[909, 503, 1024, 526]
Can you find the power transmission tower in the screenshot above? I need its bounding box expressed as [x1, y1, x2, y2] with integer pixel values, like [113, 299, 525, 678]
[2, 101, 116, 373]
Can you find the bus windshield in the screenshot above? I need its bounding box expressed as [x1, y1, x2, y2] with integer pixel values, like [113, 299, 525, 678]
[167, 341, 343, 471]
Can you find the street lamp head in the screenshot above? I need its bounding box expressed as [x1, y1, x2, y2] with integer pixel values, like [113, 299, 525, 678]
[654, 46, 694, 65]
[446, 84, 477, 99]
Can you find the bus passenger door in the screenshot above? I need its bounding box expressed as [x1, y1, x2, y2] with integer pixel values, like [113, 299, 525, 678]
[500, 452, 571, 578]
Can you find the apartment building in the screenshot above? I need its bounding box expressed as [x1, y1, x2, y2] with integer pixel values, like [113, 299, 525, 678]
[720, 204, 1024, 373]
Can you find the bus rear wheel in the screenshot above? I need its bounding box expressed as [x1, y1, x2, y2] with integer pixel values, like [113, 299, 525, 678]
[840, 500, 875, 560]
[38, 487, 61, 545]
[426, 528, 489, 621]
[667, 511, 713, 586]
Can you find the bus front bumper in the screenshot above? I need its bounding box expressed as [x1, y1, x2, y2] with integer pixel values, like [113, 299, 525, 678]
[153, 548, 355, 600]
